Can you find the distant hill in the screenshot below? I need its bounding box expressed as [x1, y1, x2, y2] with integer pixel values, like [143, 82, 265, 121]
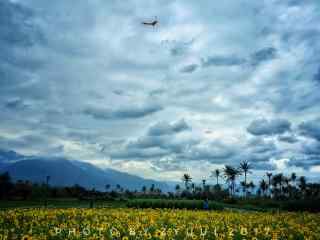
[0, 149, 25, 169]
[0, 149, 172, 192]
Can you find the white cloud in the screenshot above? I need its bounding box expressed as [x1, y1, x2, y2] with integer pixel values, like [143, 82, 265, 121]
[1, 0, 320, 182]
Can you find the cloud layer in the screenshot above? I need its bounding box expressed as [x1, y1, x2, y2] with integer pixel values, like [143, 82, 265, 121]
[1, 0, 320, 182]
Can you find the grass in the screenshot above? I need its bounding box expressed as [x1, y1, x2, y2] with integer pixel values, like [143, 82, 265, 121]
[0, 198, 127, 210]
[127, 198, 225, 210]
[1, 198, 319, 213]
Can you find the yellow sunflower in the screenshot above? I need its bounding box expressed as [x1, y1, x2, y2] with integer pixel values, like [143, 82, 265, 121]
[21, 235, 32, 240]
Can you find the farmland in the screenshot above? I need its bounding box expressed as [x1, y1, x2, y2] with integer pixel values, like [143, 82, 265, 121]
[0, 207, 319, 240]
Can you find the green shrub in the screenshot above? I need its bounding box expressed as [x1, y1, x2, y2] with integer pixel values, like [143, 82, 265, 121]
[223, 197, 238, 204]
[281, 200, 320, 212]
[126, 199, 224, 210]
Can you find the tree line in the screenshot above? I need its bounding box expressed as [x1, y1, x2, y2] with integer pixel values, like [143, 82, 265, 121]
[1, 160, 319, 203]
[179, 160, 320, 201]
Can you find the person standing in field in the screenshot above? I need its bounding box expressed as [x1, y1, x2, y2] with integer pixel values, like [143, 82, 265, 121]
[203, 198, 209, 210]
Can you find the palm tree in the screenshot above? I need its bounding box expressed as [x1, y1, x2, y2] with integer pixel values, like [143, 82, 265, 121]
[105, 184, 110, 192]
[211, 169, 220, 185]
[259, 179, 268, 197]
[240, 181, 247, 196]
[191, 183, 195, 193]
[291, 173, 297, 186]
[150, 184, 155, 193]
[202, 179, 206, 191]
[298, 176, 307, 198]
[175, 184, 180, 194]
[284, 176, 291, 197]
[142, 185, 147, 194]
[239, 160, 252, 197]
[182, 174, 192, 190]
[223, 165, 241, 196]
[266, 172, 273, 197]
[248, 181, 255, 195]
[272, 173, 285, 198]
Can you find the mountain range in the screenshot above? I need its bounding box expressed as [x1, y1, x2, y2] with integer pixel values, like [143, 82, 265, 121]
[0, 149, 173, 192]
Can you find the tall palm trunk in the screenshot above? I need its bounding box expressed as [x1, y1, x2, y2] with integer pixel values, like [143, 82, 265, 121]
[244, 171, 247, 197]
[268, 177, 271, 197]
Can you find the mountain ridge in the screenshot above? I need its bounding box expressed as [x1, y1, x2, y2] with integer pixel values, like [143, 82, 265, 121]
[0, 149, 173, 192]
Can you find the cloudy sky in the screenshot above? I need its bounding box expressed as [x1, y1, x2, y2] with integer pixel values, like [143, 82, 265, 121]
[1, 0, 320, 183]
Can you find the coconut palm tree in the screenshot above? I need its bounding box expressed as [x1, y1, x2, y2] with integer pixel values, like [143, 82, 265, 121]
[202, 179, 206, 191]
[150, 184, 155, 193]
[223, 165, 241, 196]
[272, 173, 285, 198]
[259, 179, 268, 197]
[248, 181, 255, 195]
[240, 181, 247, 196]
[291, 173, 297, 186]
[283, 176, 291, 197]
[211, 169, 220, 186]
[182, 173, 192, 190]
[266, 172, 273, 197]
[298, 176, 307, 199]
[239, 160, 252, 197]
[191, 183, 195, 193]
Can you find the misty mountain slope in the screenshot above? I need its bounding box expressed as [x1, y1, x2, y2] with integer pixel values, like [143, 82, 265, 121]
[72, 161, 171, 191]
[1, 158, 114, 190]
[0, 149, 24, 168]
[0, 150, 172, 191]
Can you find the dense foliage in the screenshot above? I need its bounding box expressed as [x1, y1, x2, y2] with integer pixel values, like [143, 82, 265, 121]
[0, 208, 319, 239]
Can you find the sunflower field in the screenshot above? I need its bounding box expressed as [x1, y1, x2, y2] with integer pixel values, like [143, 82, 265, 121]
[0, 208, 319, 240]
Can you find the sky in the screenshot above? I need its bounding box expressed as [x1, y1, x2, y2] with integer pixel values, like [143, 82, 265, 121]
[1, 0, 320, 183]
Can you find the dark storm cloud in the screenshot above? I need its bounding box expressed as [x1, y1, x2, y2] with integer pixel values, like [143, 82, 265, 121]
[110, 120, 195, 160]
[236, 138, 281, 164]
[287, 0, 308, 6]
[298, 119, 320, 141]
[0, 0, 44, 61]
[150, 158, 185, 172]
[247, 138, 277, 154]
[127, 136, 165, 149]
[314, 67, 320, 84]
[0, 64, 28, 87]
[200, 47, 277, 70]
[112, 90, 125, 96]
[302, 141, 320, 155]
[250, 47, 277, 66]
[147, 119, 190, 136]
[1, 0, 320, 180]
[163, 39, 195, 57]
[247, 118, 291, 136]
[126, 124, 197, 156]
[180, 64, 198, 74]
[250, 162, 276, 171]
[0, 1, 37, 47]
[4, 98, 29, 110]
[83, 103, 163, 120]
[124, 136, 194, 157]
[0, 134, 62, 155]
[110, 147, 169, 160]
[177, 137, 279, 168]
[181, 141, 236, 162]
[201, 55, 246, 67]
[278, 134, 298, 144]
[288, 155, 320, 169]
[0, 0, 44, 92]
